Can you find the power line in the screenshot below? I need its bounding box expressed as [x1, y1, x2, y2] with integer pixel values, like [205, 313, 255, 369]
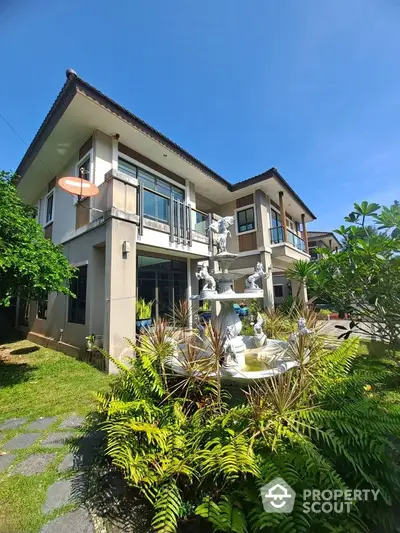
[0, 110, 55, 175]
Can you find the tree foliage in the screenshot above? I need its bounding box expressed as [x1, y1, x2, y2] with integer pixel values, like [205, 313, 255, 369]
[311, 200, 400, 354]
[0, 171, 75, 305]
[95, 319, 400, 532]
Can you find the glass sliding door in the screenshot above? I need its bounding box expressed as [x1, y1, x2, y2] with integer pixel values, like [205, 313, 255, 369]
[137, 255, 187, 320]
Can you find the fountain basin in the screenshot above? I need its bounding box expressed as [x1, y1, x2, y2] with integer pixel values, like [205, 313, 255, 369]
[167, 337, 298, 384]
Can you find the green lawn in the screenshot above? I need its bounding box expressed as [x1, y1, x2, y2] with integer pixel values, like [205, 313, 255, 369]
[0, 337, 112, 422]
[0, 336, 113, 533]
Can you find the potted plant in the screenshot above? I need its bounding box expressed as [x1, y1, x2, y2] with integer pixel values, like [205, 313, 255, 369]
[85, 334, 96, 352]
[199, 300, 212, 323]
[136, 298, 153, 330]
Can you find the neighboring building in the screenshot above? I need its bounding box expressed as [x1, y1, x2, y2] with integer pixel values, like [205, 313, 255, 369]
[272, 230, 341, 304]
[307, 231, 341, 260]
[15, 69, 316, 372]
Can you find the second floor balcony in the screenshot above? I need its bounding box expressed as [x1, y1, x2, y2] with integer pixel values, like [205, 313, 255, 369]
[270, 225, 309, 261]
[137, 184, 209, 245]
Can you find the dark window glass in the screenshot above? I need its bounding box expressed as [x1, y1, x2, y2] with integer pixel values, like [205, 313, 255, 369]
[18, 299, 29, 327]
[46, 193, 54, 224]
[271, 210, 281, 228]
[237, 207, 255, 233]
[68, 265, 87, 324]
[274, 285, 284, 298]
[37, 293, 48, 319]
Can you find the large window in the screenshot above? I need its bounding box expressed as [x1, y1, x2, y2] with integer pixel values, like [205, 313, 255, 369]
[236, 206, 255, 233]
[137, 255, 187, 320]
[273, 285, 284, 298]
[45, 190, 54, 225]
[37, 293, 48, 320]
[68, 265, 87, 324]
[118, 157, 184, 223]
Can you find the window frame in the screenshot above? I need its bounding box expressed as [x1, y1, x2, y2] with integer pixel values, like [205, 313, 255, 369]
[117, 151, 186, 200]
[234, 204, 256, 235]
[44, 188, 55, 227]
[73, 149, 94, 206]
[67, 264, 88, 325]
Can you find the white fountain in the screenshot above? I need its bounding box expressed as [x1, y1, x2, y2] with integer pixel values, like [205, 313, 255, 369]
[168, 216, 305, 383]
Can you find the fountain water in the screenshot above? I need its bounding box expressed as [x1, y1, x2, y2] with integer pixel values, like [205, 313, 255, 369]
[168, 215, 304, 383]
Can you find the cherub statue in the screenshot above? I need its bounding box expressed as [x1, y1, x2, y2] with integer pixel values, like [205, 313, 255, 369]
[253, 312, 266, 347]
[195, 261, 216, 291]
[288, 317, 314, 343]
[208, 216, 235, 254]
[245, 262, 267, 291]
[223, 324, 238, 366]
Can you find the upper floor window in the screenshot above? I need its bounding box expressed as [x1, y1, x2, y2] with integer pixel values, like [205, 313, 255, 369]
[45, 190, 54, 225]
[77, 152, 91, 181]
[271, 209, 281, 228]
[236, 206, 255, 234]
[118, 157, 185, 224]
[68, 265, 87, 324]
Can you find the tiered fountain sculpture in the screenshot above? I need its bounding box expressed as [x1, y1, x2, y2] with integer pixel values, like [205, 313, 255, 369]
[169, 215, 303, 382]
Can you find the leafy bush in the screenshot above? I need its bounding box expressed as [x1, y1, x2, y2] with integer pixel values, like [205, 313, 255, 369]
[96, 323, 400, 533]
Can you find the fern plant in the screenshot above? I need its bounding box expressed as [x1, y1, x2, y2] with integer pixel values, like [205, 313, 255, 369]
[96, 321, 400, 533]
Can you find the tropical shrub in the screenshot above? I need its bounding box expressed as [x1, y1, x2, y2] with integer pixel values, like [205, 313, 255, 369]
[312, 200, 400, 359]
[96, 322, 400, 533]
[0, 171, 75, 305]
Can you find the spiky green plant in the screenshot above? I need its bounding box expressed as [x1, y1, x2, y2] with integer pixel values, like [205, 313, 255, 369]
[96, 320, 400, 533]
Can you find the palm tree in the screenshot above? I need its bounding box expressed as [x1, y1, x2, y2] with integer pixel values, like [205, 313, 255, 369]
[285, 260, 316, 299]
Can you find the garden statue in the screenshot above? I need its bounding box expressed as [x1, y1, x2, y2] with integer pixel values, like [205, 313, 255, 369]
[223, 325, 238, 367]
[196, 261, 216, 295]
[208, 216, 235, 254]
[245, 262, 268, 291]
[253, 312, 266, 347]
[289, 317, 314, 344]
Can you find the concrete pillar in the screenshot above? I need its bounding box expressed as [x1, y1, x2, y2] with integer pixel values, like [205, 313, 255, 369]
[187, 258, 193, 329]
[104, 218, 137, 373]
[279, 191, 287, 243]
[291, 279, 308, 304]
[260, 251, 274, 309]
[254, 189, 272, 249]
[301, 214, 309, 253]
[102, 170, 139, 373]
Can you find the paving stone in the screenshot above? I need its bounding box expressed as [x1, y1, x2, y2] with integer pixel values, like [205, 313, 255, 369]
[41, 431, 74, 448]
[0, 417, 28, 431]
[60, 414, 85, 429]
[42, 478, 77, 514]
[0, 453, 16, 472]
[12, 453, 56, 476]
[3, 432, 40, 450]
[26, 417, 58, 431]
[57, 452, 74, 473]
[40, 507, 94, 533]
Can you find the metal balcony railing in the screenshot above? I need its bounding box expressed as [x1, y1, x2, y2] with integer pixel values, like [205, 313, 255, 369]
[270, 226, 307, 253]
[137, 184, 209, 245]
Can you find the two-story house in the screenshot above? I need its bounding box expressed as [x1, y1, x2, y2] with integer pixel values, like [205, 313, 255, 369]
[272, 230, 340, 304]
[15, 69, 316, 372]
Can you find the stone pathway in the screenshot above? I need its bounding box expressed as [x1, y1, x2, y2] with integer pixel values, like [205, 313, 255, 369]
[0, 413, 96, 533]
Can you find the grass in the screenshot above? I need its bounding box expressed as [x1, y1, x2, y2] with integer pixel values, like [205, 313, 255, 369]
[0, 337, 112, 422]
[353, 339, 400, 416]
[0, 335, 113, 533]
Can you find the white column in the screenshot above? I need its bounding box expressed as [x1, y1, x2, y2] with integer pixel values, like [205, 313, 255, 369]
[260, 251, 274, 309]
[187, 258, 192, 329]
[111, 136, 119, 171]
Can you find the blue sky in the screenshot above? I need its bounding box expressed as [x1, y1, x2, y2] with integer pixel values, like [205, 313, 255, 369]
[0, 0, 399, 230]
